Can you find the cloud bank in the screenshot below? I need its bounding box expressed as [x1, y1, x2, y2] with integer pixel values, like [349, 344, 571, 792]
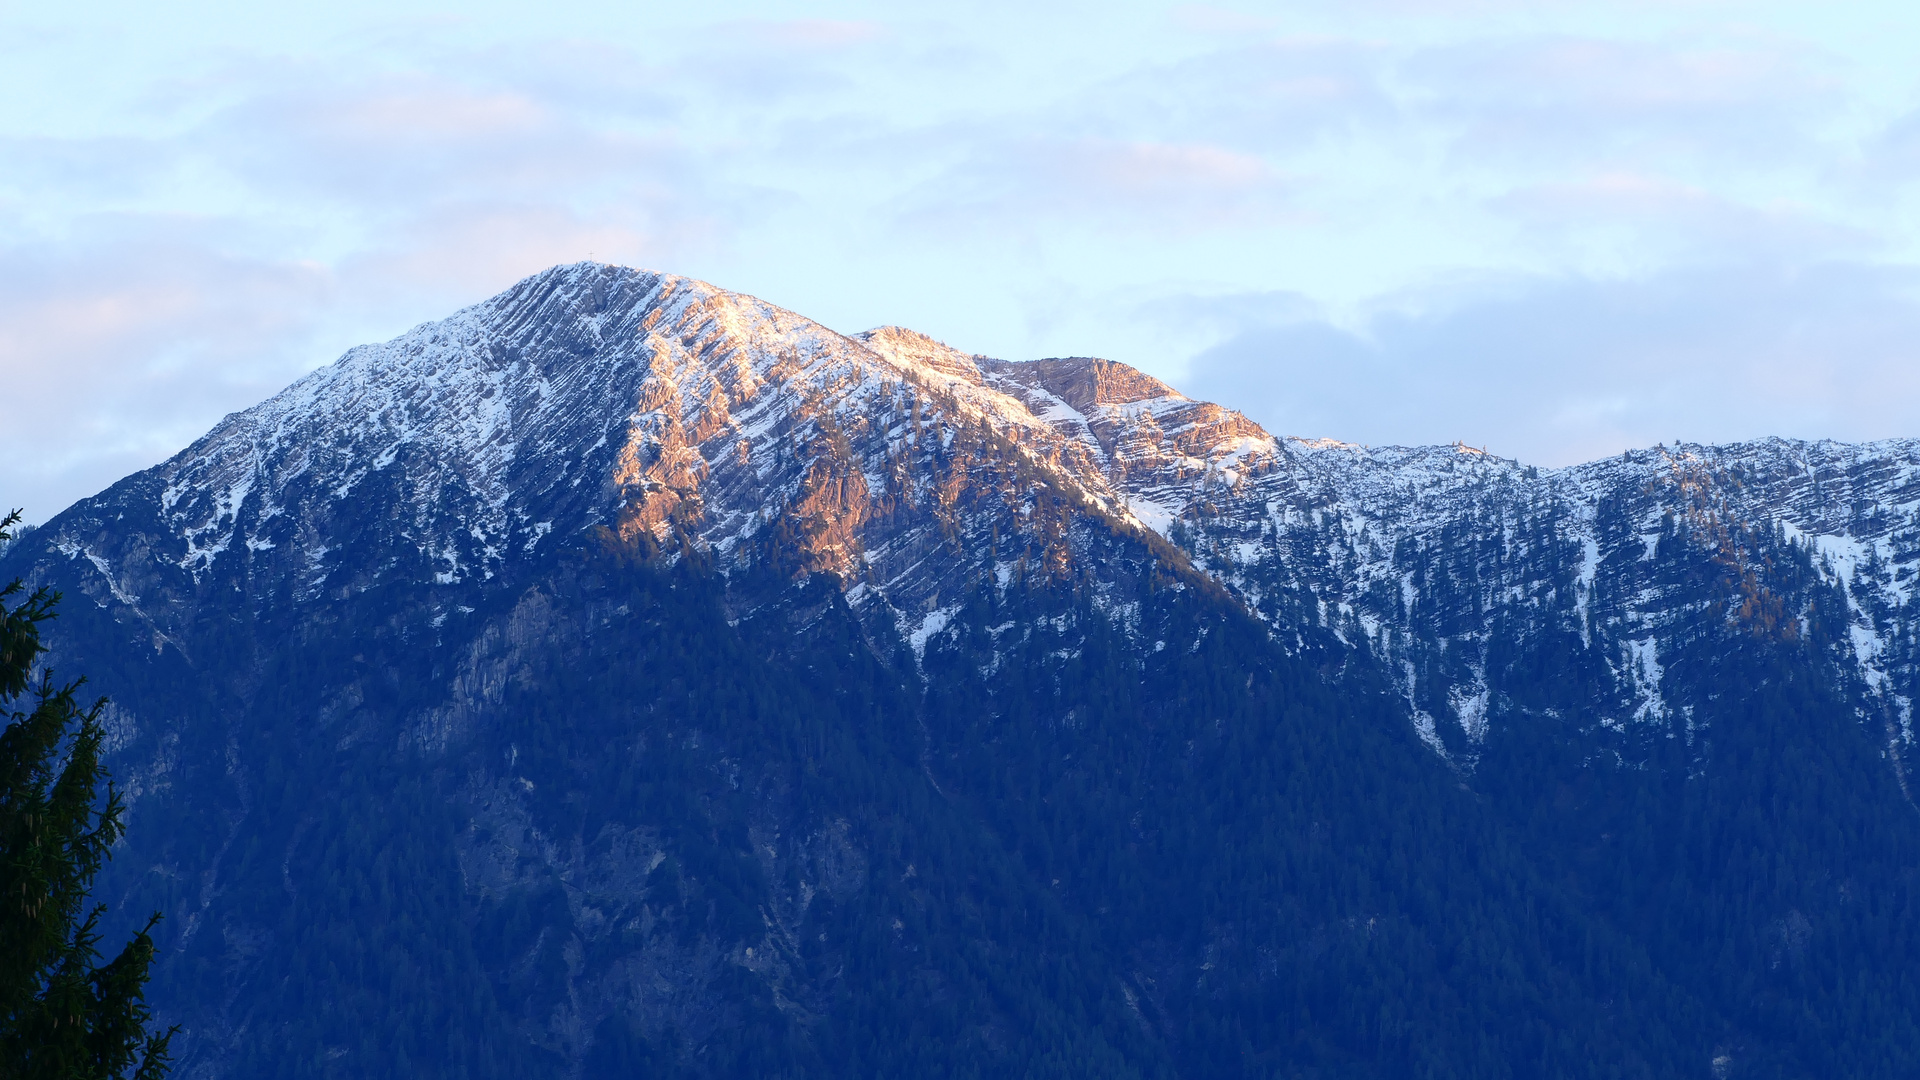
[1180, 262, 1920, 466]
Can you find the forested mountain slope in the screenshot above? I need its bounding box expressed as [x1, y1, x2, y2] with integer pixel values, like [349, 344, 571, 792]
[5, 263, 1918, 1078]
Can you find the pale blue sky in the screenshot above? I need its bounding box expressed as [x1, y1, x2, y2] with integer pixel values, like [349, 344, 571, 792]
[6, 1, 1920, 520]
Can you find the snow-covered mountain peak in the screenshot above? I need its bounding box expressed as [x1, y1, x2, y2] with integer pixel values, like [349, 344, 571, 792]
[50, 264, 1187, 651]
[37, 262, 1920, 781]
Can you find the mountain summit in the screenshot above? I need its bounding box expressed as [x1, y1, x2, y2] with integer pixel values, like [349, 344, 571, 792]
[9, 263, 1920, 1078]
[106, 265, 1192, 648]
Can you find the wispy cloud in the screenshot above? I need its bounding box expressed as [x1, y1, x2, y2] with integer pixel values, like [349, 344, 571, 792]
[1409, 32, 1841, 169]
[1073, 38, 1397, 153]
[4, 2, 1920, 519]
[1492, 172, 1873, 269]
[1176, 261, 1920, 466]
[0, 232, 335, 518]
[898, 137, 1296, 236]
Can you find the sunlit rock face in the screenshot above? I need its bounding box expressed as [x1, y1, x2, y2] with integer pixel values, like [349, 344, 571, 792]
[53, 260, 1909, 778]
[10, 262, 1920, 1078]
[877, 292, 1920, 782]
[41, 265, 1200, 666]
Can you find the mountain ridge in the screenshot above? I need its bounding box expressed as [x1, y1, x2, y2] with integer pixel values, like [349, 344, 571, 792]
[9, 261, 1920, 1077]
[35, 262, 1920, 774]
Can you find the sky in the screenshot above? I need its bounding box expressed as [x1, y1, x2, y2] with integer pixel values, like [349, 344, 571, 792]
[6, 1, 1920, 522]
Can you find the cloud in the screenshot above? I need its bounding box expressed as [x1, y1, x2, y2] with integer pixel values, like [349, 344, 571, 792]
[1857, 108, 1920, 203]
[0, 133, 188, 203]
[1076, 38, 1397, 153]
[1408, 33, 1841, 169]
[721, 18, 886, 51]
[5, 3, 1919, 522]
[202, 71, 694, 206]
[909, 29, 1856, 270]
[1492, 171, 1873, 269]
[337, 202, 704, 302]
[1176, 260, 1920, 466]
[898, 136, 1296, 236]
[0, 228, 337, 522]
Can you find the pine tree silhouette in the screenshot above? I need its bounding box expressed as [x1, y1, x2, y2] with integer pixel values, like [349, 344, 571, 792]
[1, 509, 173, 1079]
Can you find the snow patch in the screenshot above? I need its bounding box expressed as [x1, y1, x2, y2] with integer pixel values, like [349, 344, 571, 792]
[1625, 638, 1668, 723]
[1450, 684, 1491, 742]
[908, 604, 962, 659]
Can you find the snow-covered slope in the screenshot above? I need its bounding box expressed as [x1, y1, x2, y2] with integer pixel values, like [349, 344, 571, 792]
[1129, 429, 1920, 772]
[36, 265, 1186, 667]
[848, 295, 1920, 775]
[33, 262, 1920, 779]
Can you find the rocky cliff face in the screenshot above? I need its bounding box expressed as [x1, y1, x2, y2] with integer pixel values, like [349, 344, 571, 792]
[50, 262, 1916, 778]
[873, 300, 1920, 790]
[46, 266, 1199, 676]
[9, 263, 1920, 1078]
[1126, 429, 1920, 780]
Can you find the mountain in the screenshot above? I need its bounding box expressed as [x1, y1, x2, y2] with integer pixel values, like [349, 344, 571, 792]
[6, 263, 1920, 1079]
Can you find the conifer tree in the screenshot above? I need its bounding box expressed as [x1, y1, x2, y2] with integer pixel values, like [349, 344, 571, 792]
[0, 509, 173, 1079]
